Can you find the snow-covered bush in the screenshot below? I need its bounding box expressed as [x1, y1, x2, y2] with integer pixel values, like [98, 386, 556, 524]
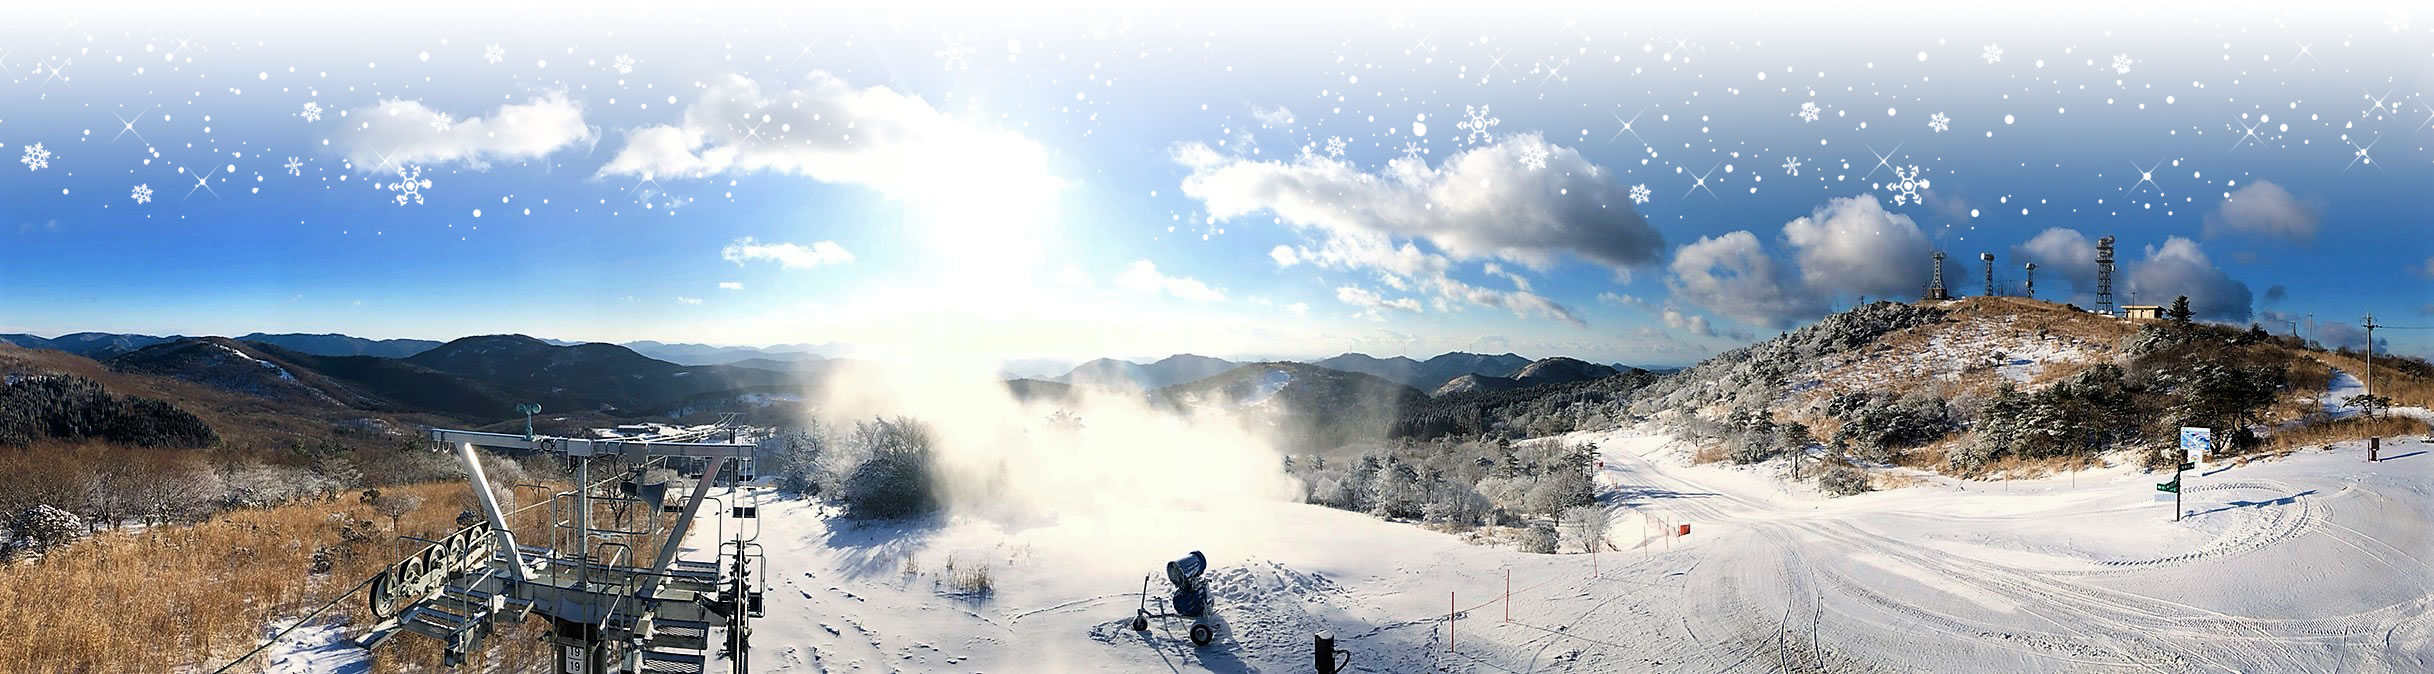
[838, 417, 939, 519]
[6, 504, 86, 559]
[1817, 465, 1871, 496]
[1519, 521, 1559, 554]
[1561, 504, 1610, 552]
[1831, 392, 1956, 464]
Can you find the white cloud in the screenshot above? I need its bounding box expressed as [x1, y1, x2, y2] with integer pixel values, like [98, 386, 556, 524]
[597, 72, 1057, 207]
[1597, 292, 1649, 308]
[329, 92, 596, 170]
[2127, 236, 2253, 321]
[1661, 306, 1716, 338]
[1178, 132, 1665, 272]
[1780, 194, 1933, 301]
[675, 296, 703, 305]
[1251, 105, 1296, 127]
[1268, 245, 1301, 267]
[1285, 302, 1310, 317]
[718, 281, 744, 290]
[1116, 260, 1226, 303]
[1335, 285, 1423, 319]
[2203, 180, 2322, 242]
[722, 237, 854, 269]
[2012, 227, 2100, 294]
[1666, 231, 1827, 329]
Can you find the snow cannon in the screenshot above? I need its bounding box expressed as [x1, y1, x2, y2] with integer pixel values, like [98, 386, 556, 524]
[1132, 550, 1218, 647]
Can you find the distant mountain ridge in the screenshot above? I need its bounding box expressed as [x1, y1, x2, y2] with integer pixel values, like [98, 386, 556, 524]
[1052, 354, 1240, 389]
[237, 332, 443, 358]
[1310, 351, 1533, 391]
[621, 340, 828, 366]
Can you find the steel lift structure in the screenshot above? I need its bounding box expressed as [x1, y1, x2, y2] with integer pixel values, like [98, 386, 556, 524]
[356, 425, 767, 674]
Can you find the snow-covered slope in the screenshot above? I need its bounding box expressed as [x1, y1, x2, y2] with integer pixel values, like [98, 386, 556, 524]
[681, 426, 2434, 673]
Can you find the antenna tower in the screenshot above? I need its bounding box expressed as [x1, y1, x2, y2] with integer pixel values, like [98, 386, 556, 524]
[1980, 252, 1996, 297]
[2024, 262, 2037, 299]
[2096, 235, 2117, 314]
[1924, 251, 1952, 301]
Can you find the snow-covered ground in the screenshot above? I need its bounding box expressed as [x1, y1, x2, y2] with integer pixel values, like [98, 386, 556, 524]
[678, 425, 2434, 673]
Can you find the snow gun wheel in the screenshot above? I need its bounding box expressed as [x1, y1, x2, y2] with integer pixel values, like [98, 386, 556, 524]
[1189, 624, 1213, 647]
[1131, 615, 1149, 632]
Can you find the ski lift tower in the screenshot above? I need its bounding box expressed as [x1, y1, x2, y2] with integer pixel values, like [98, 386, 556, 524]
[357, 425, 767, 674]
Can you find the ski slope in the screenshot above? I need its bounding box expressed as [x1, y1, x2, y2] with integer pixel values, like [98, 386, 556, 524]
[682, 426, 2434, 673]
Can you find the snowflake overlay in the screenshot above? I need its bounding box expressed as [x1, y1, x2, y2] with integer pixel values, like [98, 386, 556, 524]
[1797, 101, 1821, 123]
[2387, 11, 2413, 33]
[300, 102, 323, 122]
[1879, 165, 1930, 206]
[1781, 156, 1801, 176]
[1981, 44, 2003, 64]
[285, 157, 303, 176]
[1519, 145, 1549, 170]
[1457, 105, 1500, 145]
[2111, 54, 2133, 75]
[1928, 112, 1951, 133]
[936, 36, 973, 71]
[483, 44, 504, 64]
[613, 54, 635, 75]
[1400, 141, 1426, 159]
[1325, 136, 1347, 158]
[386, 165, 432, 206]
[20, 143, 50, 171]
[130, 184, 152, 204]
[1629, 183, 1652, 205]
[429, 114, 453, 132]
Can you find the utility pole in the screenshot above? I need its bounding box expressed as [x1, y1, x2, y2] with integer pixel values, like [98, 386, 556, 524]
[2364, 312, 2379, 417]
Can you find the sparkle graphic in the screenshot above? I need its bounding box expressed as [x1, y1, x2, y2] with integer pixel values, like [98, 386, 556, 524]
[1928, 112, 1951, 133]
[1682, 163, 1720, 201]
[2230, 117, 2266, 149]
[2344, 133, 2380, 172]
[386, 165, 432, 205]
[19, 142, 50, 171]
[1863, 142, 1904, 180]
[130, 184, 152, 204]
[110, 105, 156, 145]
[2361, 87, 2399, 119]
[184, 163, 222, 201]
[1629, 183, 1651, 204]
[1607, 106, 1650, 148]
[2121, 159, 2164, 196]
[1457, 105, 1500, 145]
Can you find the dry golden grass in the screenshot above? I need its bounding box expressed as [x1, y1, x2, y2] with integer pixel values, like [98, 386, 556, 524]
[2316, 353, 2434, 410]
[0, 481, 566, 673]
[2263, 415, 2432, 455]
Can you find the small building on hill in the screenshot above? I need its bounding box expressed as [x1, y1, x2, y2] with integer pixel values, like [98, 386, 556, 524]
[2120, 305, 2163, 320]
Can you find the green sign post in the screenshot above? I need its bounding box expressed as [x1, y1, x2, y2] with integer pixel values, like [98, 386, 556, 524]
[2169, 428, 2211, 521]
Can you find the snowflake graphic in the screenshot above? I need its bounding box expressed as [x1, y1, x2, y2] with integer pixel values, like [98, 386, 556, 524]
[1325, 136, 1347, 158]
[1981, 44, 2003, 64]
[285, 157, 303, 176]
[130, 184, 152, 204]
[613, 54, 635, 75]
[1878, 165, 1931, 206]
[1457, 105, 1500, 145]
[483, 44, 504, 64]
[386, 165, 432, 205]
[1519, 145, 1549, 170]
[936, 35, 973, 71]
[2111, 54, 2133, 75]
[1928, 112, 1951, 133]
[1629, 183, 1651, 205]
[429, 114, 453, 132]
[300, 101, 323, 123]
[2384, 11, 2411, 33]
[20, 143, 50, 171]
[1399, 141, 1426, 159]
[1797, 101, 1821, 123]
[1781, 156, 1801, 176]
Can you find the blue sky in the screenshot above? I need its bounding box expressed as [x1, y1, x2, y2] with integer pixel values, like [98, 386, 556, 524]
[2, 1, 2430, 365]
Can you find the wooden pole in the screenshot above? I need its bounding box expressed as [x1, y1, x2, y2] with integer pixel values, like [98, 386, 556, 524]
[1449, 592, 1456, 653]
[1504, 569, 1510, 622]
